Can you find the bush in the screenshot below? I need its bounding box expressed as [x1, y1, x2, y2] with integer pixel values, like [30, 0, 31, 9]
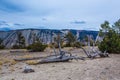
[63, 43, 71, 47]
[12, 45, 25, 49]
[98, 31, 120, 53]
[73, 42, 81, 48]
[27, 42, 47, 52]
[12, 45, 20, 49]
[64, 42, 83, 48]
[0, 45, 5, 49]
[64, 31, 77, 47]
[0, 38, 5, 49]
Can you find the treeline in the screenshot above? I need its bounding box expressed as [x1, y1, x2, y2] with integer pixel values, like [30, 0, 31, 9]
[0, 31, 95, 52]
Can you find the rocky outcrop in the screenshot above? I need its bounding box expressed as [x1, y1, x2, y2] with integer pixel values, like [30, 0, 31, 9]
[0, 29, 98, 48]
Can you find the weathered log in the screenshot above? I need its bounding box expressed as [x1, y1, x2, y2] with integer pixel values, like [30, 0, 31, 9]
[14, 57, 44, 61]
[38, 55, 85, 64]
[99, 51, 109, 57]
[10, 50, 28, 53]
[14, 53, 64, 61]
[40, 57, 70, 63]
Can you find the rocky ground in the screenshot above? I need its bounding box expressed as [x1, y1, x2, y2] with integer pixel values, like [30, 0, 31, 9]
[0, 48, 120, 80]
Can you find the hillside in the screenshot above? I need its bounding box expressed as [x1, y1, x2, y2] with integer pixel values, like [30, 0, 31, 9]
[0, 29, 98, 48]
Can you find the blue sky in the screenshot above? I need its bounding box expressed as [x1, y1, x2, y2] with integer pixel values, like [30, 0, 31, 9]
[0, 0, 120, 30]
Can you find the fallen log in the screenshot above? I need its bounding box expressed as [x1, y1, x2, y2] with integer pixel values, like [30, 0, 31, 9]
[37, 56, 84, 64]
[39, 57, 70, 63]
[34, 54, 85, 64]
[10, 50, 28, 53]
[14, 56, 44, 61]
[14, 54, 63, 61]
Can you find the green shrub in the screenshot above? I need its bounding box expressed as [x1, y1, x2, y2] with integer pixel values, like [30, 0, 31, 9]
[73, 42, 81, 48]
[12, 45, 25, 49]
[27, 42, 47, 52]
[64, 42, 82, 48]
[0, 45, 5, 49]
[64, 31, 77, 47]
[63, 43, 71, 47]
[98, 32, 120, 53]
[0, 38, 5, 49]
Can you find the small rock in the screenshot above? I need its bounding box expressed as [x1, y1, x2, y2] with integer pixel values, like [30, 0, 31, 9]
[105, 67, 109, 70]
[1, 72, 5, 74]
[62, 67, 66, 70]
[52, 65, 55, 67]
[67, 77, 72, 80]
[19, 67, 22, 69]
[15, 67, 18, 68]
[100, 71, 106, 75]
[11, 78, 15, 80]
[23, 66, 35, 73]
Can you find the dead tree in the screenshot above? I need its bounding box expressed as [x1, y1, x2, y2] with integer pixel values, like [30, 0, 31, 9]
[80, 35, 109, 59]
[39, 33, 85, 63]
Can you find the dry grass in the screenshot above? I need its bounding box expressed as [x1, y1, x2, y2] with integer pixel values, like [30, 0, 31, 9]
[0, 62, 2, 70]
[0, 58, 3, 70]
[21, 55, 33, 58]
[0, 65, 2, 70]
[10, 60, 17, 65]
[0, 57, 16, 71]
[0, 58, 17, 66]
[10, 66, 15, 72]
[26, 60, 39, 65]
[0, 61, 3, 65]
[65, 47, 74, 51]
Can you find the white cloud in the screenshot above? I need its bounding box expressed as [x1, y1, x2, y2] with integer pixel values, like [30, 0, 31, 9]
[0, 0, 120, 30]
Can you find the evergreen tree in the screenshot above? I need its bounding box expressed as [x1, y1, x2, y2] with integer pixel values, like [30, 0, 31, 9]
[17, 32, 25, 48]
[113, 19, 120, 33]
[0, 38, 5, 49]
[53, 33, 64, 48]
[98, 20, 120, 53]
[12, 32, 25, 49]
[64, 31, 77, 47]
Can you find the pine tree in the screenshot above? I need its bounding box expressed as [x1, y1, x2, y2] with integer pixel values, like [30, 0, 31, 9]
[17, 32, 25, 48]
[12, 32, 26, 49]
[0, 38, 5, 49]
[98, 20, 120, 53]
[64, 31, 77, 47]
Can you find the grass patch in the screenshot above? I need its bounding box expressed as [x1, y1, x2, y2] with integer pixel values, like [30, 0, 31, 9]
[10, 60, 17, 65]
[0, 61, 3, 65]
[22, 55, 33, 58]
[0, 65, 2, 70]
[0, 58, 17, 65]
[10, 66, 15, 72]
[26, 60, 39, 65]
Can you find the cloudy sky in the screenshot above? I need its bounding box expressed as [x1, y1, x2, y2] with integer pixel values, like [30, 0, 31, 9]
[0, 0, 120, 30]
